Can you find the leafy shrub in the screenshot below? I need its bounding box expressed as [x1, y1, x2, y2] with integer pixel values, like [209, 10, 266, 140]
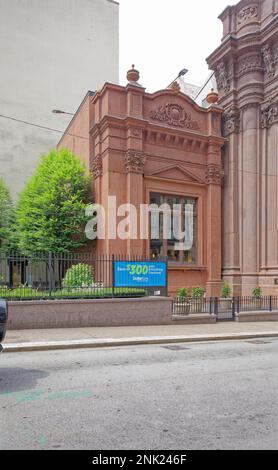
[62, 263, 94, 288]
[221, 282, 231, 298]
[177, 288, 188, 300]
[191, 286, 205, 299]
[252, 286, 262, 299]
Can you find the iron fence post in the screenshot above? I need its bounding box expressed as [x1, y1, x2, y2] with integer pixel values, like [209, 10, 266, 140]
[214, 297, 218, 318]
[112, 254, 115, 298]
[270, 296, 272, 312]
[232, 297, 235, 320]
[48, 252, 52, 298]
[209, 297, 213, 315]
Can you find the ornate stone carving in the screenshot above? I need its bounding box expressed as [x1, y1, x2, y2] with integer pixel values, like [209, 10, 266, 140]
[149, 103, 200, 130]
[262, 44, 275, 79]
[125, 150, 145, 173]
[237, 53, 263, 77]
[205, 164, 224, 185]
[237, 5, 258, 25]
[215, 61, 231, 93]
[261, 98, 278, 129]
[91, 155, 102, 179]
[223, 108, 241, 136]
[273, 41, 278, 65]
[130, 128, 141, 137]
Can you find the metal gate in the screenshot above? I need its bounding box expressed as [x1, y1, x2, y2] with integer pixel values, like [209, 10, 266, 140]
[215, 298, 235, 322]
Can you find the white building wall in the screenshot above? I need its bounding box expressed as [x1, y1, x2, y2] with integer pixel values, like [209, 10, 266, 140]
[0, 0, 119, 198]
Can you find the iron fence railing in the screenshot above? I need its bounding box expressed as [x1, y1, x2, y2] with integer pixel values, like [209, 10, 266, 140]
[173, 296, 278, 318]
[0, 252, 167, 300]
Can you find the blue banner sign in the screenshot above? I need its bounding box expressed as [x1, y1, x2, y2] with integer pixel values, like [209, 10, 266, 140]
[114, 261, 167, 288]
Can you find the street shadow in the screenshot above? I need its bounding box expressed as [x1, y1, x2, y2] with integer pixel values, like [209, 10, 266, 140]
[0, 368, 49, 394]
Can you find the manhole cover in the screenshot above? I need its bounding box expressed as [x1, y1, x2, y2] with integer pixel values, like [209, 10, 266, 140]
[162, 345, 190, 351]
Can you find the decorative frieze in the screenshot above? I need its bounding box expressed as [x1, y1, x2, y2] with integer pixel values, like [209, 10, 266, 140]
[223, 108, 241, 136]
[262, 44, 275, 79]
[125, 150, 145, 174]
[237, 5, 258, 25]
[205, 164, 224, 185]
[261, 99, 278, 129]
[237, 53, 263, 77]
[150, 103, 200, 130]
[91, 155, 103, 179]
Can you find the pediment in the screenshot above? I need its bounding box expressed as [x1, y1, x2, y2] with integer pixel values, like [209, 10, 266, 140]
[145, 91, 207, 133]
[149, 165, 204, 184]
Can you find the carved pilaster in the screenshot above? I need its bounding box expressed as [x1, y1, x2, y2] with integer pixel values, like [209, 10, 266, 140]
[215, 60, 231, 93]
[262, 43, 275, 79]
[205, 164, 224, 185]
[91, 155, 102, 179]
[125, 150, 145, 174]
[261, 98, 278, 129]
[223, 107, 241, 136]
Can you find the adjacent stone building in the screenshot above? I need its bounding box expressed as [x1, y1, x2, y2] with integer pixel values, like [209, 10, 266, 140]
[207, 0, 278, 295]
[0, 0, 119, 198]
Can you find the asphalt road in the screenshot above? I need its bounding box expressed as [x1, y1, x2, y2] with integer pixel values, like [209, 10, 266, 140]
[0, 339, 277, 450]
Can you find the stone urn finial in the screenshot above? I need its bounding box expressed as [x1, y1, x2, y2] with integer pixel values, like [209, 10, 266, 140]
[127, 64, 140, 83]
[206, 88, 219, 104]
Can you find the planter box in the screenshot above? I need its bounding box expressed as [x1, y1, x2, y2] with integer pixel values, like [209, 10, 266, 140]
[219, 298, 233, 311]
[190, 299, 205, 314]
[173, 301, 190, 316]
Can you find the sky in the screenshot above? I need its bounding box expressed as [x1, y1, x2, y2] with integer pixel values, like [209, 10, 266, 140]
[119, 0, 233, 92]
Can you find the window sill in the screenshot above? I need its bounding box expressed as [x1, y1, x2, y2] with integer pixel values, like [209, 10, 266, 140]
[168, 265, 206, 271]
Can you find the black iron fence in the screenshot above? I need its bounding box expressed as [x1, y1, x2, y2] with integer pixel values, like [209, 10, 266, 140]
[173, 296, 278, 320]
[0, 252, 167, 301]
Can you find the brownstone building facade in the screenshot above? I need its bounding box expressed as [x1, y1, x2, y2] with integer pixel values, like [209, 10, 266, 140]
[59, 70, 225, 296]
[208, 0, 278, 295]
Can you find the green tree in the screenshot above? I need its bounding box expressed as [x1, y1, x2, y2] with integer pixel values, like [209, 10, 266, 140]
[16, 149, 91, 254]
[0, 178, 16, 252]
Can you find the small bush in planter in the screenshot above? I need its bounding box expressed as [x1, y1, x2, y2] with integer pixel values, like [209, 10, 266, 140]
[252, 286, 262, 299]
[177, 287, 188, 300]
[190, 286, 205, 314]
[62, 263, 94, 289]
[221, 282, 231, 299]
[191, 286, 205, 299]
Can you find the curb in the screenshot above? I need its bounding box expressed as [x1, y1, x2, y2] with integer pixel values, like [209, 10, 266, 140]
[3, 331, 278, 353]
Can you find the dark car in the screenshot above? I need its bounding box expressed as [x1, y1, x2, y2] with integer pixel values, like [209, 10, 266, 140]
[0, 299, 8, 352]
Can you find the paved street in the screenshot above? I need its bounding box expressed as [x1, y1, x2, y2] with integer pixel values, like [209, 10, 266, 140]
[0, 339, 277, 450]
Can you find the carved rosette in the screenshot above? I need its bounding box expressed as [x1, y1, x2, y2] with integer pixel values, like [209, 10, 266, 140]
[261, 98, 278, 129]
[262, 44, 275, 79]
[150, 103, 200, 130]
[237, 5, 258, 25]
[91, 155, 102, 179]
[205, 164, 224, 185]
[223, 108, 241, 136]
[125, 150, 145, 174]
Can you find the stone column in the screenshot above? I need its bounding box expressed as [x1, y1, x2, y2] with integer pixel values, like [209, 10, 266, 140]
[240, 103, 260, 294]
[222, 108, 242, 295]
[205, 145, 222, 297]
[125, 150, 145, 257]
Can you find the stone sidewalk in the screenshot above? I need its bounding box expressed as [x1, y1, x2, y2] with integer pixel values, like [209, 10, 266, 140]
[3, 321, 278, 353]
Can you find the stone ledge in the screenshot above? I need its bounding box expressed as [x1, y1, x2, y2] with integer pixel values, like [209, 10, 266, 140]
[7, 297, 173, 330]
[236, 311, 278, 322]
[172, 314, 217, 324]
